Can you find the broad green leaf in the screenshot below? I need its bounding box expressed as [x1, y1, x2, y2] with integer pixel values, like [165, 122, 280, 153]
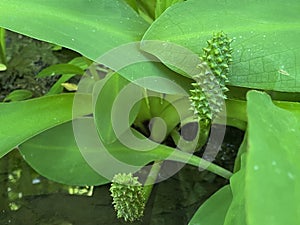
[37, 64, 84, 78]
[225, 91, 300, 225]
[224, 153, 247, 225]
[0, 94, 92, 158]
[0, 0, 191, 94]
[189, 185, 232, 225]
[142, 0, 300, 92]
[224, 91, 300, 225]
[246, 91, 300, 224]
[19, 121, 109, 186]
[96, 41, 192, 94]
[3, 89, 33, 102]
[94, 73, 142, 144]
[0, 0, 148, 60]
[18, 118, 171, 185]
[140, 40, 201, 79]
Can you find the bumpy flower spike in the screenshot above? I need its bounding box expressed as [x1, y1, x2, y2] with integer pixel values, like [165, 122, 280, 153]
[190, 31, 233, 122]
[110, 173, 146, 222]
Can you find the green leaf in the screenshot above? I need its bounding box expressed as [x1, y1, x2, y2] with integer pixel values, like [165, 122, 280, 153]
[246, 91, 300, 224]
[225, 91, 300, 225]
[3, 89, 33, 102]
[0, 0, 191, 95]
[155, 0, 184, 19]
[0, 0, 148, 60]
[0, 94, 92, 158]
[224, 153, 247, 225]
[120, 61, 192, 95]
[137, 0, 156, 22]
[94, 73, 141, 144]
[233, 133, 248, 173]
[0, 27, 6, 65]
[189, 185, 232, 225]
[37, 63, 84, 78]
[140, 39, 201, 79]
[17, 118, 172, 185]
[19, 121, 109, 186]
[124, 0, 138, 12]
[93, 72, 192, 146]
[47, 74, 77, 95]
[18, 113, 231, 185]
[142, 0, 300, 92]
[47, 57, 90, 95]
[135, 0, 184, 21]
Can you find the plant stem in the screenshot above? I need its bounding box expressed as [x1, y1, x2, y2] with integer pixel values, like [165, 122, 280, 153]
[188, 155, 233, 179]
[143, 161, 163, 200]
[167, 150, 233, 179]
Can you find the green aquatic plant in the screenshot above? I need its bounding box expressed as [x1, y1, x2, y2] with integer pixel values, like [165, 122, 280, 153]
[110, 173, 146, 222]
[0, 0, 300, 225]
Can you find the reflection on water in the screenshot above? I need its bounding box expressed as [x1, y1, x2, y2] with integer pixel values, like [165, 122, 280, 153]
[0, 153, 225, 225]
